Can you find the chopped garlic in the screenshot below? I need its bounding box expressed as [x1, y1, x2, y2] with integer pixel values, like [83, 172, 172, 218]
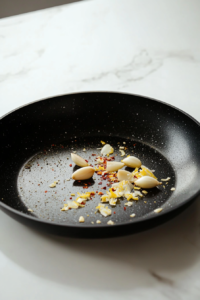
[130, 213, 136, 218]
[96, 203, 112, 217]
[83, 148, 86, 151]
[28, 208, 33, 212]
[109, 198, 117, 206]
[119, 149, 126, 157]
[49, 182, 56, 188]
[125, 202, 133, 206]
[101, 144, 114, 156]
[142, 190, 148, 194]
[107, 220, 115, 225]
[154, 208, 163, 213]
[171, 187, 176, 191]
[161, 177, 171, 181]
[119, 146, 124, 149]
[79, 216, 85, 223]
[96, 220, 101, 224]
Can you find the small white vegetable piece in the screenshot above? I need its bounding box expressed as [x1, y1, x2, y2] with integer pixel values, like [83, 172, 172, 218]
[49, 182, 56, 188]
[79, 216, 85, 223]
[154, 208, 163, 213]
[71, 153, 88, 167]
[117, 170, 135, 183]
[109, 198, 117, 206]
[161, 177, 171, 182]
[106, 161, 124, 172]
[130, 213, 136, 218]
[135, 176, 161, 189]
[107, 220, 114, 225]
[121, 156, 142, 168]
[119, 150, 126, 156]
[171, 187, 176, 191]
[96, 220, 101, 224]
[125, 202, 133, 206]
[101, 144, 114, 156]
[96, 203, 112, 217]
[72, 166, 95, 180]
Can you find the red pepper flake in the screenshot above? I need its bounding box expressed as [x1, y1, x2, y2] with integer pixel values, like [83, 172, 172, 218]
[45, 191, 47, 193]
[37, 164, 40, 166]
[107, 183, 111, 186]
[92, 154, 96, 156]
[98, 182, 102, 185]
[61, 146, 64, 148]
[90, 192, 95, 196]
[98, 192, 103, 195]
[70, 197, 72, 199]
[85, 160, 88, 163]
[81, 202, 85, 205]
[114, 211, 116, 214]
[112, 188, 116, 191]
[78, 181, 81, 182]
[90, 165, 93, 167]
[52, 144, 55, 146]
[69, 164, 72, 167]
[38, 184, 40, 186]
[83, 186, 88, 189]
[124, 207, 126, 211]
[102, 187, 106, 190]
[133, 144, 136, 146]
[96, 191, 98, 193]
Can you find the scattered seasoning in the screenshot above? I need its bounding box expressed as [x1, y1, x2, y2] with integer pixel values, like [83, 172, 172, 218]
[45, 191, 47, 193]
[69, 164, 72, 167]
[124, 207, 126, 211]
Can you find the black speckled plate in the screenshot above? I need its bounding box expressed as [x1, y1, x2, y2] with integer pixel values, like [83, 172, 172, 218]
[0, 92, 200, 238]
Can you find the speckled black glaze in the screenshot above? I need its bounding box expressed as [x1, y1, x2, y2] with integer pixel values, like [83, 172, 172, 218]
[0, 92, 200, 238]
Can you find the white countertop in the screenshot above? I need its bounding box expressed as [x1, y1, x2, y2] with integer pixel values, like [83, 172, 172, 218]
[0, 0, 200, 299]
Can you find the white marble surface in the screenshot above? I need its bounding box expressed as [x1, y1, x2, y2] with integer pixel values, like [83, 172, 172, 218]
[0, 0, 200, 299]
